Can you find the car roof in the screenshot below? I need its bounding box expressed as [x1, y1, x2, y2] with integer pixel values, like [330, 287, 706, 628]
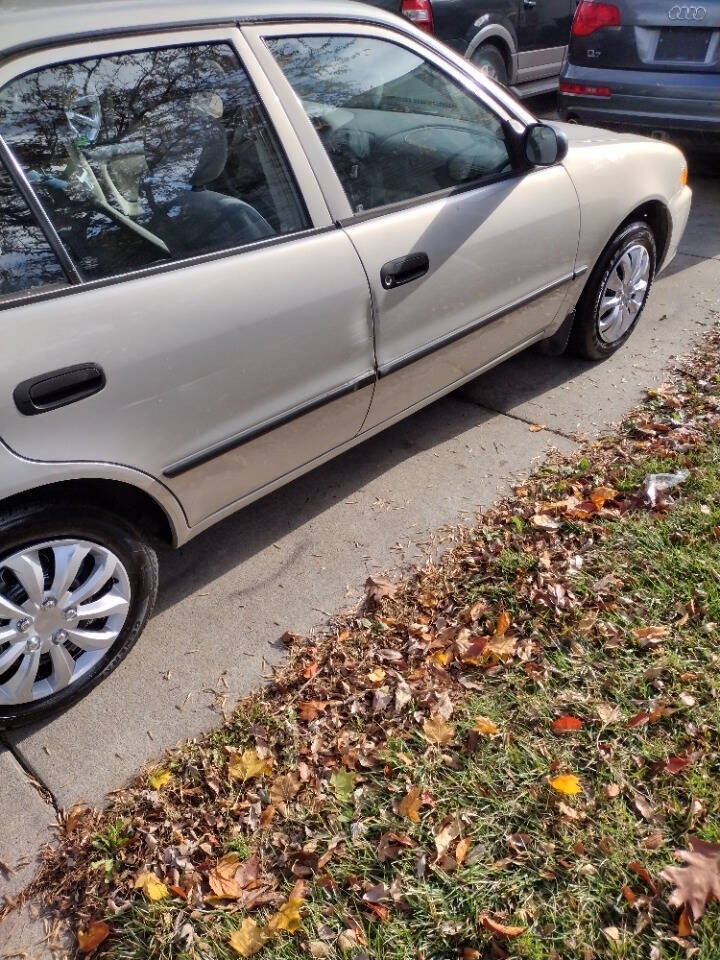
[0, 0, 400, 63]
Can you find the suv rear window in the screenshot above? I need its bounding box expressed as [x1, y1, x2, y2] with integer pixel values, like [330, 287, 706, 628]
[0, 42, 309, 283]
[0, 159, 67, 300]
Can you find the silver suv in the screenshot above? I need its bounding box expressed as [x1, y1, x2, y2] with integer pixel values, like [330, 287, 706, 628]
[0, 0, 690, 725]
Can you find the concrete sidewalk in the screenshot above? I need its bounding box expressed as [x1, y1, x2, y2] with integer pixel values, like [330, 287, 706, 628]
[2, 173, 718, 953]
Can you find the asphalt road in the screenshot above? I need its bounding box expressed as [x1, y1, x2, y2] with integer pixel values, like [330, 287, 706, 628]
[1, 145, 719, 948]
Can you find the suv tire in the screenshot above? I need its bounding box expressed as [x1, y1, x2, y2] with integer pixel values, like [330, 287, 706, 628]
[0, 500, 158, 729]
[472, 43, 509, 86]
[569, 221, 656, 361]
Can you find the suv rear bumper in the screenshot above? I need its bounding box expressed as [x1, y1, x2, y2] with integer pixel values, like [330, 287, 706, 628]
[558, 63, 720, 147]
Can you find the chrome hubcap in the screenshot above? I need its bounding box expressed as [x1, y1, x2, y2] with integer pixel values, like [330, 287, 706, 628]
[598, 243, 650, 344]
[0, 540, 131, 706]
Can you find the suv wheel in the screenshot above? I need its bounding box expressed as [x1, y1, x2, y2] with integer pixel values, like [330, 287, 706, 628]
[0, 501, 158, 729]
[472, 43, 508, 86]
[569, 221, 656, 360]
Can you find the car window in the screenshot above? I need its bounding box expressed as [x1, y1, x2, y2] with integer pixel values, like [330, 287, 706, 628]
[266, 35, 512, 215]
[0, 43, 309, 282]
[0, 159, 67, 299]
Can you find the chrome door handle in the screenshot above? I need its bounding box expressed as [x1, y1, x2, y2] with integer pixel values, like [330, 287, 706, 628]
[524, 0, 537, 7]
[380, 252, 430, 290]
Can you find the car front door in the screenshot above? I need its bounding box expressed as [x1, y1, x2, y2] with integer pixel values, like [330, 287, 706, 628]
[245, 23, 579, 431]
[0, 28, 375, 527]
[515, 0, 574, 82]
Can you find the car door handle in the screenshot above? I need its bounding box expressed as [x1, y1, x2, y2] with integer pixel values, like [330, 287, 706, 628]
[523, 0, 537, 7]
[14, 363, 106, 416]
[380, 253, 430, 290]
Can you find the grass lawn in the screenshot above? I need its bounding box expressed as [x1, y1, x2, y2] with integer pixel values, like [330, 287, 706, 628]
[21, 329, 720, 960]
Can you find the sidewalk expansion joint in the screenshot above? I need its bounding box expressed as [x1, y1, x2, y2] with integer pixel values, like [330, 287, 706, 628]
[452, 394, 579, 443]
[1, 736, 60, 816]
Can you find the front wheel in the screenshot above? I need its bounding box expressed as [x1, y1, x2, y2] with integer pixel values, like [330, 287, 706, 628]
[0, 501, 158, 729]
[569, 221, 656, 360]
[471, 44, 509, 86]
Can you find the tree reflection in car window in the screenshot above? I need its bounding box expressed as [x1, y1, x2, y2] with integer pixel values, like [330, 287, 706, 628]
[267, 35, 511, 214]
[0, 159, 67, 298]
[0, 43, 308, 282]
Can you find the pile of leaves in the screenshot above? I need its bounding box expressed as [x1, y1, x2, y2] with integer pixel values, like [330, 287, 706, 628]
[13, 326, 720, 959]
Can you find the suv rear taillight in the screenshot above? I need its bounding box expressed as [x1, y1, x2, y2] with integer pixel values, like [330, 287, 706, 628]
[571, 1, 621, 36]
[401, 0, 435, 33]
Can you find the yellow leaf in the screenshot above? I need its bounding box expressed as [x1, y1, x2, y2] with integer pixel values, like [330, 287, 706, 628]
[494, 611, 511, 636]
[430, 649, 452, 667]
[423, 714, 456, 745]
[399, 786, 422, 823]
[134, 872, 169, 901]
[367, 667, 386, 684]
[148, 769, 172, 790]
[229, 918, 267, 957]
[549, 774, 582, 796]
[456, 836, 472, 864]
[228, 748, 273, 781]
[267, 894, 304, 934]
[473, 716, 499, 736]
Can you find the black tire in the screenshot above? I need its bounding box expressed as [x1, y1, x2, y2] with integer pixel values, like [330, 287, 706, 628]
[472, 43, 509, 86]
[0, 500, 158, 729]
[569, 221, 656, 361]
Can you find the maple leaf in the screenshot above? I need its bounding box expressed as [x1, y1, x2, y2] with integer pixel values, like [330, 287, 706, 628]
[552, 715, 583, 734]
[398, 786, 422, 823]
[473, 716, 499, 736]
[365, 575, 398, 604]
[148, 769, 172, 790]
[268, 891, 304, 934]
[298, 700, 330, 722]
[207, 852, 260, 900]
[483, 634, 517, 662]
[270, 772, 301, 805]
[478, 913, 527, 939]
[228, 749, 273, 782]
[330, 770, 356, 802]
[423, 714, 456, 745]
[229, 918, 267, 957]
[77, 921, 110, 954]
[661, 837, 720, 923]
[134, 872, 169, 901]
[549, 774, 582, 796]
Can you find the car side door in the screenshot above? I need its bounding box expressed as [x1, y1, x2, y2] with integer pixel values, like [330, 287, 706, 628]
[245, 23, 580, 431]
[0, 27, 375, 527]
[515, 0, 574, 82]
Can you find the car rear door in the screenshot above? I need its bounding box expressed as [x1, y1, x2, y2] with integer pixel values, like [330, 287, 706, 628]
[245, 22, 580, 430]
[0, 27, 375, 527]
[516, 0, 574, 82]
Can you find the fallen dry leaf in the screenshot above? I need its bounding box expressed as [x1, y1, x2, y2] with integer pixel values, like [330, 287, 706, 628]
[552, 715, 583, 734]
[661, 837, 720, 923]
[478, 913, 527, 939]
[531, 514, 560, 531]
[433, 816, 460, 859]
[483, 634, 517, 662]
[298, 700, 330, 722]
[473, 716, 499, 736]
[134, 872, 169, 902]
[270, 772, 301, 805]
[267, 893, 304, 934]
[605, 783, 621, 799]
[148, 769, 172, 790]
[423, 714, 456, 745]
[77, 921, 110, 954]
[228, 748, 273, 781]
[529, 423, 545, 432]
[398, 786, 422, 823]
[549, 774, 582, 796]
[229, 918, 267, 957]
[456, 836, 471, 864]
[628, 860, 657, 893]
[494, 611, 511, 636]
[365, 576, 398, 604]
[330, 770, 356, 802]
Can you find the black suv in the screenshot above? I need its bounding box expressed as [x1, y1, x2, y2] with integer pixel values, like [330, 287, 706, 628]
[371, 0, 574, 95]
[559, 0, 720, 148]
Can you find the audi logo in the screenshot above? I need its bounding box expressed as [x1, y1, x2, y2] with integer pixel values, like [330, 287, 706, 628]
[668, 5, 707, 19]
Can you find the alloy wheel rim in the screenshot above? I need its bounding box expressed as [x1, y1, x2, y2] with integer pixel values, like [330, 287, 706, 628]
[598, 242, 650, 344]
[477, 59, 499, 81]
[0, 539, 131, 706]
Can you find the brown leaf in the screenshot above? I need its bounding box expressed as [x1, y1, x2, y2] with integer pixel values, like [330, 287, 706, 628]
[627, 711, 651, 729]
[208, 853, 260, 900]
[365, 576, 398, 604]
[678, 905, 693, 936]
[433, 816, 460, 859]
[494, 611, 511, 636]
[657, 755, 691, 776]
[478, 913, 527, 939]
[552, 715, 583, 734]
[529, 423, 545, 432]
[270, 773, 301, 806]
[456, 836, 472, 865]
[399, 786, 422, 823]
[298, 700, 330, 722]
[633, 795, 655, 821]
[604, 784, 621, 799]
[628, 860, 657, 893]
[422, 714, 456, 745]
[483, 634, 517, 663]
[661, 837, 720, 922]
[77, 921, 110, 954]
[302, 661, 319, 680]
[473, 716, 499, 736]
[378, 831, 414, 861]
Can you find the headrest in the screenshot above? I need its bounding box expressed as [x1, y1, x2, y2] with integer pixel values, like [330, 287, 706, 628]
[143, 102, 228, 201]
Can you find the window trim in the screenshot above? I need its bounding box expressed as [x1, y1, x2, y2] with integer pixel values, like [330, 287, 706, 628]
[0, 25, 334, 306]
[244, 21, 522, 225]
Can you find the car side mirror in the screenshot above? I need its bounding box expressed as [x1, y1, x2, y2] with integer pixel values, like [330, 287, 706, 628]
[524, 123, 568, 167]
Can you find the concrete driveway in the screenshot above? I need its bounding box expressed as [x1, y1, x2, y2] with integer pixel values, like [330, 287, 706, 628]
[1, 163, 719, 940]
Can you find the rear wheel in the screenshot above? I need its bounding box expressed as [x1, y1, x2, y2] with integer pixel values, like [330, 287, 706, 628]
[569, 221, 656, 360]
[471, 43, 509, 86]
[0, 501, 157, 729]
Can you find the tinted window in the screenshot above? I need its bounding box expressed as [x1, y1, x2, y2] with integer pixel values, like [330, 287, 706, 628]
[0, 43, 309, 282]
[267, 35, 511, 214]
[0, 160, 67, 299]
